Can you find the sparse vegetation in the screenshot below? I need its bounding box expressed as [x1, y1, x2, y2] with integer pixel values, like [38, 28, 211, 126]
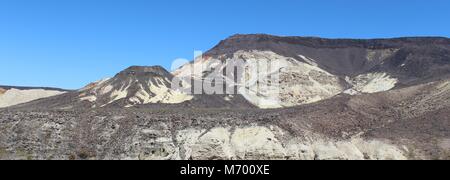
[68, 154, 76, 160]
[77, 149, 92, 160]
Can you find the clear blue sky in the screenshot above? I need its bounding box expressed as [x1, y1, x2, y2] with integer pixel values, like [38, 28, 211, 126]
[1, 0, 449, 89]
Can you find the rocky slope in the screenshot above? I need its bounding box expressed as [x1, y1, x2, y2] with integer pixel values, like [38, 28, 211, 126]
[0, 111, 408, 160]
[1, 80, 449, 160]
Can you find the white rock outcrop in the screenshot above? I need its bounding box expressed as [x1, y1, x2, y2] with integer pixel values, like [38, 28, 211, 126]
[164, 126, 408, 160]
[174, 50, 345, 108]
[0, 89, 65, 108]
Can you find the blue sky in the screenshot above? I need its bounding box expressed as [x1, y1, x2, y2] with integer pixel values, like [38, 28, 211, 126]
[1, 0, 449, 89]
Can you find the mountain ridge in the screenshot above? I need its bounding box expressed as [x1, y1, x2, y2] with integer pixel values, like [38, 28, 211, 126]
[0, 85, 71, 92]
[1, 34, 449, 160]
[6, 34, 450, 109]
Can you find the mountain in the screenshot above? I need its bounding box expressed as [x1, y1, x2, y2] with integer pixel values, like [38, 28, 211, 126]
[9, 66, 193, 109]
[76, 66, 194, 108]
[9, 65, 254, 110]
[0, 86, 67, 108]
[175, 34, 450, 108]
[11, 34, 450, 110]
[1, 34, 449, 160]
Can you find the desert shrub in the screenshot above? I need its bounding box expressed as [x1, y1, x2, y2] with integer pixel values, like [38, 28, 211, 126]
[77, 149, 92, 160]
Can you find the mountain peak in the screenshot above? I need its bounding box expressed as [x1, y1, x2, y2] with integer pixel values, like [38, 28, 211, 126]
[74, 64, 192, 108]
[206, 34, 450, 58]
[227, 33, 277, 39]
[118, 65, 171, 77]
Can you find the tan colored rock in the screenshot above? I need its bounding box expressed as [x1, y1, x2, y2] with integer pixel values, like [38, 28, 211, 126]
[0, 88, 6, 95]
[0, 89, 65, 108]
